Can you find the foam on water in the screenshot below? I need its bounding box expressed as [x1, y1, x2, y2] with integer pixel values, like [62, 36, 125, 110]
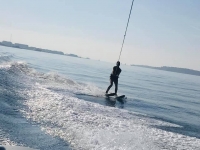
[0, 54, 13, 62]
[0, 129, 17, 146]
[20, 76, 200, 149]
[1, 55, 200, 149]
[36, 72, 105, 97]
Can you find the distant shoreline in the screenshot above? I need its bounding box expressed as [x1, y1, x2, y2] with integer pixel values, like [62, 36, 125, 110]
[1, 41, 199, 76]
[131, 65, 200, 77]
[0, 40, 89, 59]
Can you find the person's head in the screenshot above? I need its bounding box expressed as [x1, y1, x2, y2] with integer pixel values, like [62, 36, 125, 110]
[116, 61, 120, 67]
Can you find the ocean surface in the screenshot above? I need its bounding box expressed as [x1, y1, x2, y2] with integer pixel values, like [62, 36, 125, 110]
[0, 46, 200, 150]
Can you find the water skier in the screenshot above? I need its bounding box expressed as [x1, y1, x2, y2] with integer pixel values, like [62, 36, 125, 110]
[106, 61, 122, 95]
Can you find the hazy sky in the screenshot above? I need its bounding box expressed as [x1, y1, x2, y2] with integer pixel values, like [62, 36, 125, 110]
[0, 0, 200, 70]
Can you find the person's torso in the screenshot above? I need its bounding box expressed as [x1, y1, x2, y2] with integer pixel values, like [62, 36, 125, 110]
[112, 66, 121, 76]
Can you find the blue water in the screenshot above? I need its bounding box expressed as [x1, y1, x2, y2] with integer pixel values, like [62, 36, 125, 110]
[0, 46, 200, 150]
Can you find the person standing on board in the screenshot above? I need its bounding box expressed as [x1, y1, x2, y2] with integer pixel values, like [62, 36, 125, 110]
[106, 61, 122, 95]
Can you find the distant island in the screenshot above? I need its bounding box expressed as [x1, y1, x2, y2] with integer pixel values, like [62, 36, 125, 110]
[131, 65, 200, 76]
[0, 40, 87, 59]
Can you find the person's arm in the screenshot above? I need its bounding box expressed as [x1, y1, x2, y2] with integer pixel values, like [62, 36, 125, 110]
[112, 66, 115, 75]
[116, 68, 121, 77]
[118, 69, 121, 76]
[113, 67, 115, 72]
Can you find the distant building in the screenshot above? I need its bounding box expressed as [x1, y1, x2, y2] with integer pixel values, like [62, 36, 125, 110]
[51, 50, 64, 55]
[27, 47, 36, 50]
[65, 54, 79, 57]
[1, 41, 13, 47]
[14, 43, 29, 49]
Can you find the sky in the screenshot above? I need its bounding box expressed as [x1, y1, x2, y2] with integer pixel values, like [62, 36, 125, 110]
[0, 0, 200, 70]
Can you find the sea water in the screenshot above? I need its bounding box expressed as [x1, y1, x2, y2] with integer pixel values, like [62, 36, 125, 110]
[0, 46, 200, 150]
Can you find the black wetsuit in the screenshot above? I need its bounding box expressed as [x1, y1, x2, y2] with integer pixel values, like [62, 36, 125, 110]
[110, 66, 121, 83]
[106, 66, 121, 94]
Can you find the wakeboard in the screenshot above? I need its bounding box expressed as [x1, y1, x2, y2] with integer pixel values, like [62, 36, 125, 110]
[76, 93, 126, 105]
[76, 93, 126, 101]
[105, 93, 126, 99]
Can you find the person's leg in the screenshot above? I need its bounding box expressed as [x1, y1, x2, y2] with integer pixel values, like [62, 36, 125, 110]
[106, 78, 113, 93]
[114, 79, 118, 95]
